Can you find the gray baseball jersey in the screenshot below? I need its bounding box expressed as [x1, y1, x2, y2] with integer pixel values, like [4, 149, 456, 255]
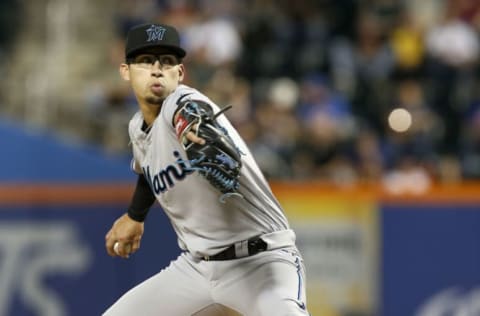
[128, 84, 291, 258]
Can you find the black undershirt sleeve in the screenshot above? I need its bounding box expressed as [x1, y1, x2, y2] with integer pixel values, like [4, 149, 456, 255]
[127, 174, 156, 222]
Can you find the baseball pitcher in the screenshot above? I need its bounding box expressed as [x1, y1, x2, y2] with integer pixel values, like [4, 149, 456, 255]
[103, 23, 310, 316]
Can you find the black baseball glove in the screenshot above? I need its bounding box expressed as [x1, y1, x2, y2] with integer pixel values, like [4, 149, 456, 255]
[175, 99, 242, 199]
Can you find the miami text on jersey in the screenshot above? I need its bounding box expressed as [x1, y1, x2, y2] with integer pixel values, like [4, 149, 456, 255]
[143, 151, 194, 194]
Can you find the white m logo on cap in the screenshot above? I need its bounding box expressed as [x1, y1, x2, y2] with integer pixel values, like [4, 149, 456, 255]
[146, 25, 166, 42]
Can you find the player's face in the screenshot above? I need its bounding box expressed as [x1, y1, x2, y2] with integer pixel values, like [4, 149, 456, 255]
[120, 53, 185, 105]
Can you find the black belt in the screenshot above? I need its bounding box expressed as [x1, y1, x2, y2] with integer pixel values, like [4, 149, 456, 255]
[203, 237, 268, 261]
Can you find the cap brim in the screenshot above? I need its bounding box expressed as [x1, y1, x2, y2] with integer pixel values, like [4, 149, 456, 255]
[126, 44, 186, 59]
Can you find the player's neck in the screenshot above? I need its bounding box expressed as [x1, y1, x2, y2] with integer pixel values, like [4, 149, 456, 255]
[140, 103, 161, 125]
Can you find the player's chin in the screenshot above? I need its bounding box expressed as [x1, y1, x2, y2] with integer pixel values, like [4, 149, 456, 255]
[145, 95, 164, 106]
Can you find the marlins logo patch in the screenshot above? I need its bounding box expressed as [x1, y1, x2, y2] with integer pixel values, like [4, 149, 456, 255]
[146, 25, 166, 42]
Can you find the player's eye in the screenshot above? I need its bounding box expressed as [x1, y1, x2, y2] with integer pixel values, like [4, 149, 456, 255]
[159, 55, 178, 66]
[133, 54, 156, 64]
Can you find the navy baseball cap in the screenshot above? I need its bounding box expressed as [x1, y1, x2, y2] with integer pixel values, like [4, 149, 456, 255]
[125, 23, 186, 59]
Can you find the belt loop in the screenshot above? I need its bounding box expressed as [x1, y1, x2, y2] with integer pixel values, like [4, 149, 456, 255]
[234, 239, 249, 258]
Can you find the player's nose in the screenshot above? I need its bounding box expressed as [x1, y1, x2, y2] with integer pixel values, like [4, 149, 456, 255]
[151, 61, 163, 77]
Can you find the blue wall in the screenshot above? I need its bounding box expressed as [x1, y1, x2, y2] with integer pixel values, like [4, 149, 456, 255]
[381, 204, 480, 316]
[0, 119, 133, 182]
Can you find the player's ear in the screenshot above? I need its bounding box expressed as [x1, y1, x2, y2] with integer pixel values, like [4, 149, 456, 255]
[178, 64, 185, 83]
[119, 63, 130, 81]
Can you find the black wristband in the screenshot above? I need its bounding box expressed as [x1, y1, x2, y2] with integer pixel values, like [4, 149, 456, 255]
[127, 174, 156, 222]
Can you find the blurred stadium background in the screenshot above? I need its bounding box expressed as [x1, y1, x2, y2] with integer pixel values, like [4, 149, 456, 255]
[0, 0, 479, 315]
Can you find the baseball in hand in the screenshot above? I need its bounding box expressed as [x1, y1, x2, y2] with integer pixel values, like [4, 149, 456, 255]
[114, 242, 132, 256]
[113, 242, 120, 255]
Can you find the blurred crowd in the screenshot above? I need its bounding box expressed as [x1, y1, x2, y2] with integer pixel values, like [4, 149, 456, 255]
[5, 0, 480, 188]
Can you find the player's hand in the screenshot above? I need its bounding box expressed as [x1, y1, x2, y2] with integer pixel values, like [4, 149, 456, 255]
[185, 127, 206, 145]
[105, 213, 144, 258]
[174, 113, 205, 145]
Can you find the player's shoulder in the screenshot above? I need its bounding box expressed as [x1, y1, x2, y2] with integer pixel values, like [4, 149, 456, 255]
[161, 84, 218, 125]
[128, 111, 144, 136]
[165, 84, 213, 107]
[128, 111, 143, 127]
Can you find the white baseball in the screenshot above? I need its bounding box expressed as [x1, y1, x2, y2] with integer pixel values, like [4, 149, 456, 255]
[113, 241, 120, 255]
[114, 242, 132, 257]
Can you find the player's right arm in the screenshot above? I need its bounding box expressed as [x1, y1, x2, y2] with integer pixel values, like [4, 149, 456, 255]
[127, 173, 156, 222]
[105, 173, 156, 258]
